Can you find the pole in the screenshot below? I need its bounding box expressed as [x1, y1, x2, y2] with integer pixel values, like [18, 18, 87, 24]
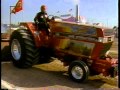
[76, 4, 80, 23]
[10, 6, 15, 35]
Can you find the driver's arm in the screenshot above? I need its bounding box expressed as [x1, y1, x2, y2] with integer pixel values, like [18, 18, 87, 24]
[34, 13, 39, 23]
[46, 14, 51, 22]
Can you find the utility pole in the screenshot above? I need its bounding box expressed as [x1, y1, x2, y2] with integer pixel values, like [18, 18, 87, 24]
[10, 6, 15, 35]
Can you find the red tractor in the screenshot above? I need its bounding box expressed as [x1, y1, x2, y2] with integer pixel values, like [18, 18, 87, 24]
[9, 18, 118, 82]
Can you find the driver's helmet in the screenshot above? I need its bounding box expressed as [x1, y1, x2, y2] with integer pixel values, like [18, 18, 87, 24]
[41, 5, 47, 12]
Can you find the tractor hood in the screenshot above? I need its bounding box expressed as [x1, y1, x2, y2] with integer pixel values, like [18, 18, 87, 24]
[50, 21, 114, 37]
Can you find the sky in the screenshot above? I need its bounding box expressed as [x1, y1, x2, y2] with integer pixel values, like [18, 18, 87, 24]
[1, 0, 118, 28]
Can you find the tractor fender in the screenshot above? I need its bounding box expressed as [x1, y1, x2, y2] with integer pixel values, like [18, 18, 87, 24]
[20, 22, 43, 47]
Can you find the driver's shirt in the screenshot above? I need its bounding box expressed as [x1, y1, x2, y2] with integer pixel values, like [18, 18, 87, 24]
[34, 12, 49, 24]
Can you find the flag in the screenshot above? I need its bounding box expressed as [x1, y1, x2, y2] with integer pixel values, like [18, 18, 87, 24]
[12, 0, 23, 14]
[69, 9, 72, 12]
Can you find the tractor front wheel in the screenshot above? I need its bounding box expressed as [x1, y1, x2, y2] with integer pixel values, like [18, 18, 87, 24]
[68, 60, 89, 82]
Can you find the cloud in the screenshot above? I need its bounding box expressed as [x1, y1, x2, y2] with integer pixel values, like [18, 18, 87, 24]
[63, 0, 80, 5]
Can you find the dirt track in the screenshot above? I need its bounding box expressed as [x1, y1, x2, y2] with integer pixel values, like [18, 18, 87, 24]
[1, 38, 118, 89]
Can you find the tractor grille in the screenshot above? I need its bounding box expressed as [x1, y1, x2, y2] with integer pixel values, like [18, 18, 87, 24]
[99, 42, 113, 57]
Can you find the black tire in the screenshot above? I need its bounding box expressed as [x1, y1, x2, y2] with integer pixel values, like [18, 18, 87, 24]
[109, 66, 118, 77]
[68, 60, 89, 83]
[10, 29, 40, 68]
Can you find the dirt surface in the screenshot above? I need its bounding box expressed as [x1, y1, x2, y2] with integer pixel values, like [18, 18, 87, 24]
[1, 38, 118, 89]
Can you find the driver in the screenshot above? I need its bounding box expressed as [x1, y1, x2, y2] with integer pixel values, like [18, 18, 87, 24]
[34, 5, 50, 36]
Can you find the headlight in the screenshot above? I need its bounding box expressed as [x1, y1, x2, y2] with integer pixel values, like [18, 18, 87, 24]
[98, 37, 103, 42]
[98, 37, 108, 43]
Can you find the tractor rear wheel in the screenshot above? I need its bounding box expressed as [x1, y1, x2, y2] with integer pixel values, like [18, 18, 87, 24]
[10, 29, 40, 68]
